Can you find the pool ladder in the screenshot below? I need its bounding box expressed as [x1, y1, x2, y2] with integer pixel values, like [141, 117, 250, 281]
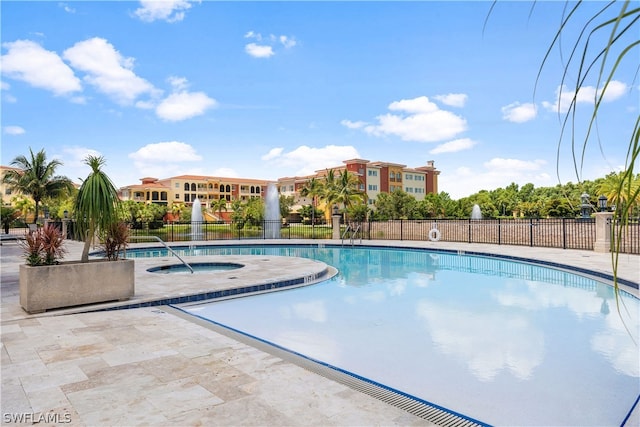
[127, 235, 194, 274]
[341, 223, 362, 246]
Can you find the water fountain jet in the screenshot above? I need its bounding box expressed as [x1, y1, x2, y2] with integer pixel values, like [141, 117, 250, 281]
[264, 183, 281, 239]
[471, 204, 482, 220]
[191, 198, 203, 240]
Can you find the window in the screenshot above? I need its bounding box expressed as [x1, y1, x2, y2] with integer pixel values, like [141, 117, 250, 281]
[175, 194, 180, 199]
[405, 174, 413, 180]
[152, 191, 159, 200]
[368, 170, 378, 177]
[175, 182, 180, 188]
[368, 184, 378, 191]
[191, 183, 196, 191]
[359, 184, 365, 191]
[184, 183, 190, 191]
[184, 194, 190, 202]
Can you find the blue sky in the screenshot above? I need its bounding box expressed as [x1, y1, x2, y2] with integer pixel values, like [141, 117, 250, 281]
[2, 1, 637, 199]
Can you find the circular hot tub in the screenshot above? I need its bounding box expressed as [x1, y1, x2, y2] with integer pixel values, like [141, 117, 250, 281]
[147, 262, 244, 274]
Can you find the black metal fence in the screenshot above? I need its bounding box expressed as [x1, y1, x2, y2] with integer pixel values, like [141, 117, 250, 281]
[4, 217, 639, 254]
[360, 218, 597, 250]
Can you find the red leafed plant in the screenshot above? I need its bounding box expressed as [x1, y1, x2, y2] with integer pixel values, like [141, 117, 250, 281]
[20, 224, 66, 266]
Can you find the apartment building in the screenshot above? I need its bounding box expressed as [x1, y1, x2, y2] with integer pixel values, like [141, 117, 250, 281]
[279, 159, 439, 207]
[0, 165, 21, 204]
[118, 175, 272, 208]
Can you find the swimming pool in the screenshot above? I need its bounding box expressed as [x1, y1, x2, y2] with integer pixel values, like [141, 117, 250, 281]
[128, 244, 639, 426]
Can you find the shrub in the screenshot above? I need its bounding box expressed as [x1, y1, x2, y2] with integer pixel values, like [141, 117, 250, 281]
[101, 221, 130, 261]
[20, 224, 66, 266]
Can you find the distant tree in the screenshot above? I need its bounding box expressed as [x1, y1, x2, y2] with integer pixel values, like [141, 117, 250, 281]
[210, 198, 227, 220]
[279, 194, 295, 221]
[2, 148, 74, 223]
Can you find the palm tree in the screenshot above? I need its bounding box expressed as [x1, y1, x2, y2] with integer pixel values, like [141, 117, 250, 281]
[300, 177, 323, 236]
[335, 170, 367, 221]
[74, 155, 121, 262]
[2, 148, 74, 224]
[210, 198, 228, 221]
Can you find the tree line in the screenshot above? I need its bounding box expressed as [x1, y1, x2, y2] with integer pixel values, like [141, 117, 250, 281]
[2, 149, 639, 232]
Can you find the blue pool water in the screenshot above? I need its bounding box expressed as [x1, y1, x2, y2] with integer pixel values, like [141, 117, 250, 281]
[128, 245, 639, 426]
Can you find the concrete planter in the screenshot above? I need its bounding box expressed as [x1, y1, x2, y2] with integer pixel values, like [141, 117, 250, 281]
[19, 259, 135, 314]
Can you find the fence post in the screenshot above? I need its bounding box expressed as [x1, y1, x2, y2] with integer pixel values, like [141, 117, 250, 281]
[332, 212, 341, 239]
[529, 218, 533, 246]
[593, 212, 614, 252]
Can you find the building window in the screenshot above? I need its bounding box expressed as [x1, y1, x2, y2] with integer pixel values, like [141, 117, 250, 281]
[184, 194, 190, 202]
[175, 194, 180, 199]
[175, 182, 180, 188]
[191, 183, 196, 191]
[405, 174, 413, 180]
[368, 184, 378, 191]
[152, 191, 159, 200]
[184, 183, 190, 191]
[359, 184, 365, 191]
[368, 170, 378, 177]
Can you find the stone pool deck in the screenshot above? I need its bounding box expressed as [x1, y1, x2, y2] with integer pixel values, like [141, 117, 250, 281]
[1, 240, 638, 426]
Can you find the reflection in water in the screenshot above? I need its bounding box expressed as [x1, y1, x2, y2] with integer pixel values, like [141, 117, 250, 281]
[160, 245, 638, 426]
[416, 301, 545, 381]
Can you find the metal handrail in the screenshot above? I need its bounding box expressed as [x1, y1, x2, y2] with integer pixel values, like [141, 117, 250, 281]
[341, 223, 361, 246]
[128, 235, 194, 274]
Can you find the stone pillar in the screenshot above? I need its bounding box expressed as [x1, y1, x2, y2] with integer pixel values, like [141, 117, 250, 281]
[593, 212, 614, 253]
[62, 219, 69, 239]
[332, 214, 341, 240]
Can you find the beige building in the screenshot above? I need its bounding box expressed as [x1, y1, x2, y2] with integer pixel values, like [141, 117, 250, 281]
[118, 175, 273, 220]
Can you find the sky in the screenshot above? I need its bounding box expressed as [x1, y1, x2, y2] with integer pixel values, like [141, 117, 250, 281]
[1, 1, 637, 199]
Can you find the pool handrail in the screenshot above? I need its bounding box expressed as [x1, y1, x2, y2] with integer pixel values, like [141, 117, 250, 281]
[127, 235, 194, 273]
[341, 223, 362, 246]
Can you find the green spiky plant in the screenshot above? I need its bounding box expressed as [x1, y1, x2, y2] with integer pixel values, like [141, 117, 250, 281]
[74, 155, 122, 262]
[537, 1, 639, 301]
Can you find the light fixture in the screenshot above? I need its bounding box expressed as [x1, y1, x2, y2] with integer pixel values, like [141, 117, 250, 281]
[598, 195, 608, 212]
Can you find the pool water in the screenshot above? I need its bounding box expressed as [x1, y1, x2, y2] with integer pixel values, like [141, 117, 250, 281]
[128, 245, 639, 426]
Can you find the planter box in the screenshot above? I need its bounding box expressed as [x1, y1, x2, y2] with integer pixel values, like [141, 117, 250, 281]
[20, 259, 135, 314]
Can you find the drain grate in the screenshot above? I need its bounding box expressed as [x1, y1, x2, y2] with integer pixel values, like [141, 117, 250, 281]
[164, 305, 487, 427]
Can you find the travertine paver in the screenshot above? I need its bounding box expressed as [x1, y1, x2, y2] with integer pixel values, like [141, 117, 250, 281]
[2, 239, 638, 426]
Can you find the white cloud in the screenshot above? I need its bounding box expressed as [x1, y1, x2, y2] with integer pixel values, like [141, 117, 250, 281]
[340, 119, 367, 129]
[244, 31, 297, 58]
[1, 39, 82, 96]
[210, 167, 239, 178]
[3, 125, 25, 135]
[429, 138, 477, 154]
[62, 146, 103, 168]
[155, 91, 217, 121]
[484, 158, 546, 171]
[167, 76, 189, 91]
[1, 81, 9, 90]
[501, 102, 537, 123]
[440, 158, 551, 199]
[59, 2, 76, 13]
[63, 37, 157, 105]
[133, 0, 195, 23]
[542, 80, 628, 113]
[279, 35, 297, 49]
[348, 96, 467, 143]
[261, 147, 284, 161]
[434, 93, 468, 108]
[129, 141, 202, 163]
[245, 43, 274, 58]
[262, 145, 360, 176]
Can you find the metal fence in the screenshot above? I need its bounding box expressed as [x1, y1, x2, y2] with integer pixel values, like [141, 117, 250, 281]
[3, 217, 639, 255]
[362, 218, 598, 250]
[610, 217, 640, 255]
